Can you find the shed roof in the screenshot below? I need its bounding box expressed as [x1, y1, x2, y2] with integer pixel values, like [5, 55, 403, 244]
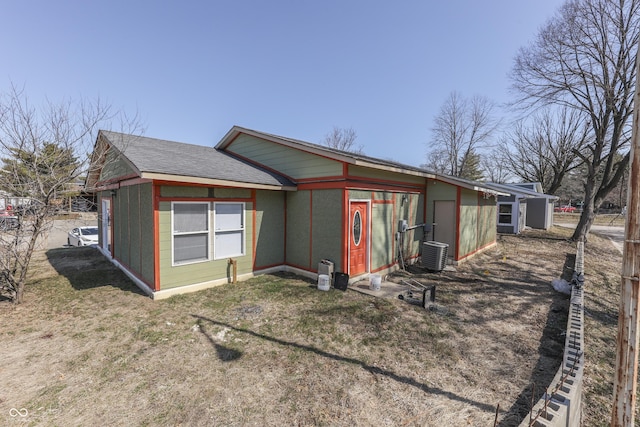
[95, 131, 296, 190]
[489, 182, 559, 200]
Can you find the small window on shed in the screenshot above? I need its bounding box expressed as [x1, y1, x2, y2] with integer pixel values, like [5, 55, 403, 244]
[498, 204, 513, 225]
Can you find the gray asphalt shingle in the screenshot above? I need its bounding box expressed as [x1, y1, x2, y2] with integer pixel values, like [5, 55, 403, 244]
[100, 130, 294, 188]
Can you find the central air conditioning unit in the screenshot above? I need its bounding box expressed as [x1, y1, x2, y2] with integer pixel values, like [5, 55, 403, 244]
[422, 241, 449, 272]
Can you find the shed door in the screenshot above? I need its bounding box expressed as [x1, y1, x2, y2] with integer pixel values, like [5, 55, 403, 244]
[433, 200, 456, 258]
[349, 202, 368, 276]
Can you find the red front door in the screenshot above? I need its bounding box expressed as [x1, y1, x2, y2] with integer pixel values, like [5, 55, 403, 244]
[349, 202, 368, 275]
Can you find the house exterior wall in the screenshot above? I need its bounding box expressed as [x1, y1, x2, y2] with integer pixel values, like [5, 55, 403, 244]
[226, 134, 343, 179]
[157, 186, 255, 290]
[99, 183, 155, 286]
[255, 190, 286, 269]
[526, 198, 550, 230]
[311, 189, 343, 272]
[459, 189, 480, 259]
[348, 165, 425, 186]
[285, 189, 343, 272]
[371, 196, 394, 272]
[426, 180, 457, 256]
[459, 191, 497, 259]
[478, 195, 497, 249]
[285, 191, 312, 270]
[100, 148, 135, 182]
[349, 189, 425, 274]
[426, 180, 497, 261]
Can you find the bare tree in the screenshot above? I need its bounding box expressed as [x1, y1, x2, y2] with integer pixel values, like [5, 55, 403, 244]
[0, 85, 141, 304]
[481, 151, 513, 183]
[322, 127, 363, 154]
[426, 92, 499, 178]
[499, 107, 588, 193]
[510, 0, 640, 241]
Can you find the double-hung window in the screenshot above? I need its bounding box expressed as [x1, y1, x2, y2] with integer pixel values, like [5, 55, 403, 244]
[498, 204, 513, 225]
[172, 202, 210, 265]
[214, 202, 245, 259]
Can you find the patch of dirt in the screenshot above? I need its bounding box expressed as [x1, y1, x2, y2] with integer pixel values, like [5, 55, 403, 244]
[0, 228, 602, 426]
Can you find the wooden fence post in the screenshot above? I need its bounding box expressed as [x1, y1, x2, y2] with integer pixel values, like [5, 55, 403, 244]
[611, 50, 640, 426]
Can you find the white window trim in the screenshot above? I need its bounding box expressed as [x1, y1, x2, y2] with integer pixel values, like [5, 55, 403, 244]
[497, 203, 514, 226]
[171, 201, 211, 266]
[213, 202, 245, 260]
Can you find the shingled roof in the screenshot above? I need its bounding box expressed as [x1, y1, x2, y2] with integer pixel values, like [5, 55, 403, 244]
[97, 130, 295, 190]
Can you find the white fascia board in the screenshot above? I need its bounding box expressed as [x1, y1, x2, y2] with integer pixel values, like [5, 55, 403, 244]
[141, 172, 297, 191]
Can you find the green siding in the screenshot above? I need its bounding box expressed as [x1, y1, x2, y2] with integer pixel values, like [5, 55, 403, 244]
[161, 186, 208, 198]
[100, 150, 135, 182]
[215, 188, 251, 199]
[228, 134, 343, 179]
[255, 190, 286, 268]
[349, 165, 425, 185]
[348, 190, 371, 200]
[426, 180, 458, 225]
[128, 186, 141, 273]
[311, 189, 343, 272]
[478, 196, 497, 248]
[158, 201, 255, 290]
[110, 183, 155, 285]
[139, 183, 155, 284]
[405, 193, 425, 261]
[458, 189, 479, 259]
[348, 190, 425, 272]
[457, 190, 497, 259]
[286, 191, 311, 268]
[114, 186, 130, 265]
[371, 201, 394, 270]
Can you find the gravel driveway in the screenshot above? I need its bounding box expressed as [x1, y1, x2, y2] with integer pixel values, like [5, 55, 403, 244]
[41, 213, 98, 250]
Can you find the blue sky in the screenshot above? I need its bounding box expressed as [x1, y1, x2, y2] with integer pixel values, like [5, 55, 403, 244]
[1, 0, 564, 166]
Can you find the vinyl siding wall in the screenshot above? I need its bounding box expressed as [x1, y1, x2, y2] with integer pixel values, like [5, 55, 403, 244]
[100, 148, 135, 182]
[350, 189, 425, 273]
[348, 165, 425, 186]
[107, 183, 155, 286]
[255, 190, 286, 268]
[227, 134, 343, 179]
[311, 189, 343, 271]
[157, 187, 255, 290]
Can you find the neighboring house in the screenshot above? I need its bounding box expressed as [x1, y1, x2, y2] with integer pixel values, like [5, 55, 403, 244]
[86, 127, 504, 299]
[490, 182, 558, 234]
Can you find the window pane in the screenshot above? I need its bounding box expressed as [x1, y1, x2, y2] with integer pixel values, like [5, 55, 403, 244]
[174, 203, 208, 233]
[174, 234, 208, 263]
[498, 214, 512, 224]
[353, 211, 361, 246]
[215, 203, 243, 230]
[215, 230, 243, 258]
[499, 204, 512, 214]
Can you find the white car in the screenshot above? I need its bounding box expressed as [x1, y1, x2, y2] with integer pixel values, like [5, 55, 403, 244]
[67, 226, 99, 247]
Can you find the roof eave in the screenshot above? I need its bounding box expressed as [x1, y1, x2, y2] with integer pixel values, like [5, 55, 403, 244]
[218, 126, 358, 163]
[140, 172, 297, 191]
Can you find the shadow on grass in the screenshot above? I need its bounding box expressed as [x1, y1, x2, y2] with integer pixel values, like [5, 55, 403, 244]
[192, 314, 497, 413]
[45, 246, 145, 295]
[495, 253, 572, 426]
[195, 320, 243, 362]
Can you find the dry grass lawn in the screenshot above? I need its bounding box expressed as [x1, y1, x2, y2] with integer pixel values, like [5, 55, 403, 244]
[0, 227, 624, 426]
